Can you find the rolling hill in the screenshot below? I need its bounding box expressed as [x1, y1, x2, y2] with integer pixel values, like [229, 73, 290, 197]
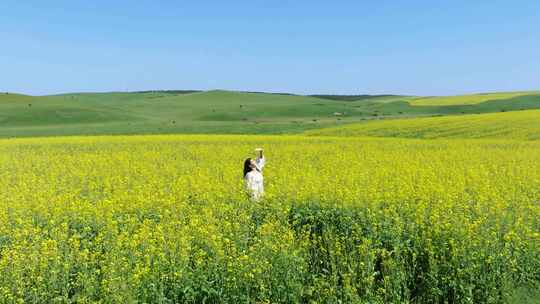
[409, 91, 540, 106]
[306, 109, 540, 140]
[0, 90, 539, 138]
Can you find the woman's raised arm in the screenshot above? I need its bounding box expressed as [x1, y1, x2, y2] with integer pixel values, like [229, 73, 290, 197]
[255, 148, 265, 170]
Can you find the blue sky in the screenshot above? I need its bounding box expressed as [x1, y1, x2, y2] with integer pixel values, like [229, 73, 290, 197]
[1, 0, 539, 96]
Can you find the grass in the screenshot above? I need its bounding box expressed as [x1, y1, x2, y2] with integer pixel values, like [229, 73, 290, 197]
[0, 90, 539, 138]
[306, 109, 540, 140]
[508, 286, 540, 304]
[0, 91, 381, 137]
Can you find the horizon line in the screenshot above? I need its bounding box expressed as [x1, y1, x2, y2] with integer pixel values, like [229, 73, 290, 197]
[3, 88, 540, 98]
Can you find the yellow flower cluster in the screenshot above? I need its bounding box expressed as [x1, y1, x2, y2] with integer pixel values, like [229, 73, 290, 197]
[0, 135, 538, 303]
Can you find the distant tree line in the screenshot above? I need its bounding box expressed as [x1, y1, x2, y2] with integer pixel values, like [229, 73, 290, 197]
[309, 94, 401, 102]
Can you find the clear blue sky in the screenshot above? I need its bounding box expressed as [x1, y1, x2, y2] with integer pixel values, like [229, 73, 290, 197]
[1, 0, 539, 96]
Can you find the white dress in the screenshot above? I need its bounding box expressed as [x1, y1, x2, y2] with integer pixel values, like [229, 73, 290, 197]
[245, 156, 265, 201]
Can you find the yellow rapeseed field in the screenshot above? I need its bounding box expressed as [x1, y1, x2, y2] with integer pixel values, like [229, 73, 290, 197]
[0, 135, 538, 303]
[307, 110, 540, 140]
[409, 91, 539, 106]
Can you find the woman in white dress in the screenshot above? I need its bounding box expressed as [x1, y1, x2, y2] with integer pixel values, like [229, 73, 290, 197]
[243, 148, 265, 201]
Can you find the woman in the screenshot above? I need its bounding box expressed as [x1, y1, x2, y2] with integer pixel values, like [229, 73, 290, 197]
[243, 148, 265, 201]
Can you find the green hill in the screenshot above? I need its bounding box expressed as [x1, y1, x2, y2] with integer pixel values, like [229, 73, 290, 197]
[306, 109, 540, 140]
[0, 90, 539, 138]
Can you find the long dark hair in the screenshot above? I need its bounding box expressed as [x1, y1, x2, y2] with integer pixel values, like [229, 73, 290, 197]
[243, 158, 252, 177]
